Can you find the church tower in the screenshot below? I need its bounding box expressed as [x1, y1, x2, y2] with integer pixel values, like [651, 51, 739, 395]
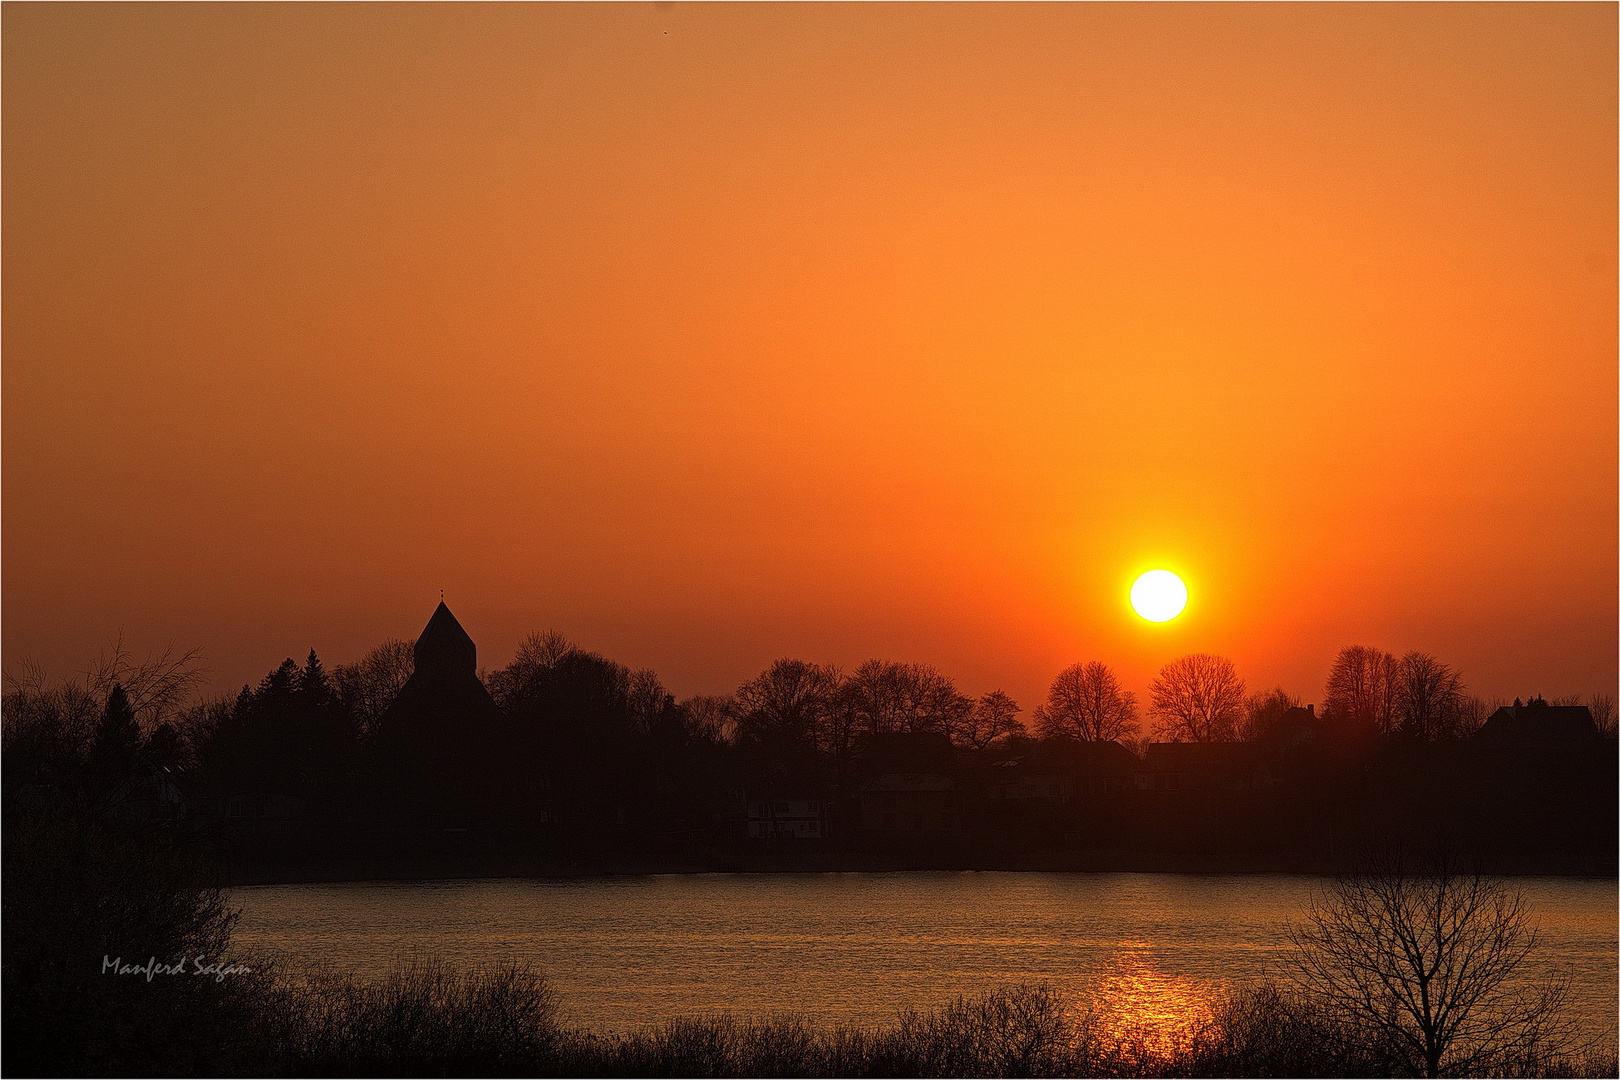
[375, 600, 505, 823]
[414, 601, 478, 679]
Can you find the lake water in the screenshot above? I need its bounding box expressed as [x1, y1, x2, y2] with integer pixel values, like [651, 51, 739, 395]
[231, 872, 1617, 1047]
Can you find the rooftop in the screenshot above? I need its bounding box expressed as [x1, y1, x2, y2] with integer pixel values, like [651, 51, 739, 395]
[414, 601, 477, 675]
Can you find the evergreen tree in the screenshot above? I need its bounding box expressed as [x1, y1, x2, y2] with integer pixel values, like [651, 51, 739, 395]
[255, 659, 300, 714]
[87, 684, 142, 792]
[299, 649, 334, 708]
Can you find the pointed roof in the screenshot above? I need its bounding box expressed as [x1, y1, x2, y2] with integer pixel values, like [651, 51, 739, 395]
[414, 601, 476, 676]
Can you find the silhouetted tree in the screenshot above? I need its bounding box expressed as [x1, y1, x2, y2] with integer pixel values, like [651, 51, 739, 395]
[1395, 652, 1465, 740]
[679, 695, 738, 745]
[82, 635, 203, 730]
[201, 654, 355, 799]
[298, 649, 334, 707]
[295, 650, 355, 783]
[496, 644, 637, 759]
[487, 631, 635, 739]
[1240, 686, 1301, 742]
[1034, 662, 1138, 743]
[164, 694, 233, 776]
[3, 645, 202, 793]
[627, 669, 675, 735]
[901, 664, 974, 743]
[3, 812, 251, 1075]
[333, 639, 414, 738]
[841, 660, 973, 746]
[1587, 693, 1617, 738]
[87, 685, 142, 794]
[734, 659, 841, 754]
[1453, 694, 1495, 739]
[1149, 654, 1245, 743]
[959, 690, 1024, 750]
[1289, 852, 1580, 1077]
[485, 630, 575, 712]
[840, 661, 901, 747]
[256, 659, 301, 714]
[1, 662, 100, 790]
[1323, 645, 1400, 736]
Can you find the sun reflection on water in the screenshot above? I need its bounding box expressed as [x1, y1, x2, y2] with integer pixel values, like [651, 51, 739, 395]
[1082, 941, 1223, 1059]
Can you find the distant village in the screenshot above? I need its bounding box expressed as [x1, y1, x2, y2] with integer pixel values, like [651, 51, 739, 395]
[5, 601, 1615, 877]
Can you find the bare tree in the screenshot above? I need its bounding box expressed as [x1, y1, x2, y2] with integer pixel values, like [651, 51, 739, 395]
[627, 668, 673, 733]
[1289, 852, 1581, 1077]
[842, 660, 973, 744]
[734, 659, 842, 752]
[1149, 654, 1245, 743]
[679, 694, 738, 745]
[1587, 693, 1616, 738]
[843, 660, 905, 739]
[1034, 662, 1138, 743]
[1452, 694, 1495, 739]
[2, 660, 103, 782]
[1240, 685, 1302, 742]
[1395, 652, 1466, 741]
[3, 640, 203, 778]
[959, 690, 1024, 750]
[895, 663, 973, 741]
[83, 634, 204, 730]
[485, 630, 576, 709]
[172, 693, 235, 770]
[333, 639, 415, 736]
[1547, 692, 1619, 740]
[1324, 645, 1401, 735]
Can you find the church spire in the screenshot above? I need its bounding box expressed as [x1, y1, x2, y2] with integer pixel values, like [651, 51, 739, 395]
[414, 600, 476, 676]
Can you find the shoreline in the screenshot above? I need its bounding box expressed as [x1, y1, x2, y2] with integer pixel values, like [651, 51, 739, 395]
[219, 850, 1620, 888]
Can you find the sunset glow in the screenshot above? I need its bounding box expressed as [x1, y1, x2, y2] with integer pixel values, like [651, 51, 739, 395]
[5, 11, 1616, 1076]
[3, 3, 1614, 711]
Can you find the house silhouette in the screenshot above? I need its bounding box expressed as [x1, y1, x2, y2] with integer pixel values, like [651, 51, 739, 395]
[1473, 697, 1600, 752]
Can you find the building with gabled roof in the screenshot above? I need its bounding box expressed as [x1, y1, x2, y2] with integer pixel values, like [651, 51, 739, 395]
[1473, 698, 1601, 752]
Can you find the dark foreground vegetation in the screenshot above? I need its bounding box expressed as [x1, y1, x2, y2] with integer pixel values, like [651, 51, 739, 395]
[11, 949, 1618, 1079]
[5, 805, 1613, 1078]
[107, 963, 1620, 1079]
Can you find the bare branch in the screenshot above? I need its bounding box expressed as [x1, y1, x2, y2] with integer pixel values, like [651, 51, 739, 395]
[1287, 852, 1585, 1077]
[1149, 654, 1245, 743]
[1037, 662, 1137, 743]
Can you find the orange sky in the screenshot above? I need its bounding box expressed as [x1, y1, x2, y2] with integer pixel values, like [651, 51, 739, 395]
[5, 3, 1616, 714]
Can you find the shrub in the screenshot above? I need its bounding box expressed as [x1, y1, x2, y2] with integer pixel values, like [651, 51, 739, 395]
[1, 812, 262, 1076]
[262, 958, 560, 1076]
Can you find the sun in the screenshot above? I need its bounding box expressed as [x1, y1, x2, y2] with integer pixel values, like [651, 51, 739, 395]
[1130, 570, 1187, 622]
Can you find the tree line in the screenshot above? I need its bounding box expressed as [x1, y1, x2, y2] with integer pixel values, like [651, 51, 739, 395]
[5, 628, 1614, 821]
